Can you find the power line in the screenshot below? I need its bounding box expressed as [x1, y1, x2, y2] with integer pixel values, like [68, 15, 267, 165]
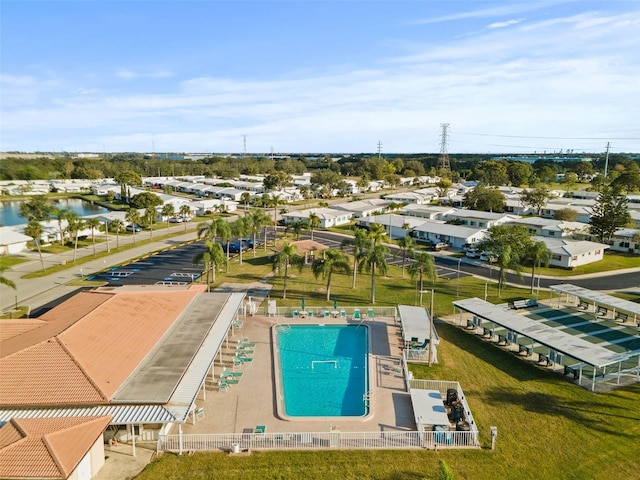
[455, 131, 638, 141]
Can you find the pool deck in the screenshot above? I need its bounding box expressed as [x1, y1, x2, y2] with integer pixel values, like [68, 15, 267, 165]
[181, 313, 415, 435]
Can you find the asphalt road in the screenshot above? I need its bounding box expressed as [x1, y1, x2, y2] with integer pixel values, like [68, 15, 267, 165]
[83, 228, 638, 292]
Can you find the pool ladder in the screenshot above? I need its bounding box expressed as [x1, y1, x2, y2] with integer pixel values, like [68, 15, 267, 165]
[363, 391, 372, 405]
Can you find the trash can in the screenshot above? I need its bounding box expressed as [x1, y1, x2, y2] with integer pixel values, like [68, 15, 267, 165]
[231, 443, 240, 454]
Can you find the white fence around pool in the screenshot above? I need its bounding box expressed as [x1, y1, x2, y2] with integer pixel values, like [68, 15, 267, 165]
[157, 429, 479, 453]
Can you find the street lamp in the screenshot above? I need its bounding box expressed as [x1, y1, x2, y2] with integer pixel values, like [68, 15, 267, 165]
[456, 258, 461, 297]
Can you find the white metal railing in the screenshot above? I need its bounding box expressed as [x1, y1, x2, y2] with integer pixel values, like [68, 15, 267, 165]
[248, 306, 398, 319]
[157, 430, 479, 453]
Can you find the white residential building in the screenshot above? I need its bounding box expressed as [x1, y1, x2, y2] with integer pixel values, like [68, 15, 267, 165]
[281, 208, 352, 228]
[607, 228, 640, 254]
[412, 221, 487, 249]
[444, 209, 521, 228]
[535, 237, 608, 269]
[356, 214, 425, 240]
[332, 199, 392, 218]
[383, 191, 431, 205]
[506, 218, 588, 238]
[400, 205, 456, 221]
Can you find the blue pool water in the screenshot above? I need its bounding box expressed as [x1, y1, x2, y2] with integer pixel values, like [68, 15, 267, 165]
[277, 324, 368, 417]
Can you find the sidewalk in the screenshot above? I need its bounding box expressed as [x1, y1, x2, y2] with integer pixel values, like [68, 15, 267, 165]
[1, 223, 200, 312]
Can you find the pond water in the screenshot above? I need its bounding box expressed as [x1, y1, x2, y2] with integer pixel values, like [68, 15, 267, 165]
[0, 198, 108, 226]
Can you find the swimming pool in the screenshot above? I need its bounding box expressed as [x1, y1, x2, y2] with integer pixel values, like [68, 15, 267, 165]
[276, 324, 369, 417]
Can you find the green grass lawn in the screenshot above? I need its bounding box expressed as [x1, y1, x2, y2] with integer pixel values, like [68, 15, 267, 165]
[0, 256, 28, 269]
[136, 321, 640, 480]
[522, 251, 640, 277]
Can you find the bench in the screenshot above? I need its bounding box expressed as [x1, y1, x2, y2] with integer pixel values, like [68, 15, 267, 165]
[512, 300, 528, 310]
[538, 353, 551, 367]
[466, 319, 475, 330]
[526, 299, 538, 308]
[597, 306, 608, 316]
[578, 301, 589, 310]
[564, 365, 580, 380]
[615, 312, 629, 323]
[497, 334, 509, 346]
[518, 345, 532, 357]
[482, 327, 493, 338]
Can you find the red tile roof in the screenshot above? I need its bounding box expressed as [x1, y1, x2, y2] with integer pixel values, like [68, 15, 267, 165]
[0, 416, 111, 479]
[0, 319, 46, 342]
[0, 285, 206, 406]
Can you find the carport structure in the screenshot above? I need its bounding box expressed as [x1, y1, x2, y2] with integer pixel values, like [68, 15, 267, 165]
[452, 298, 640, 391]
[549, 283, 640, 326]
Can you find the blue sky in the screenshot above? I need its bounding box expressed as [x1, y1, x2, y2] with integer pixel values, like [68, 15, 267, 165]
[1, 1, 639, 154]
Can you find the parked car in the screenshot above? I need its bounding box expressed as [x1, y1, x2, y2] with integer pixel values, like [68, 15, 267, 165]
[465, 248, 479, 258]
[479, 251, 497, 263]
[431, 242, 450, 251]
[169, 216, 184, 223]
[126, 224, 142, 232]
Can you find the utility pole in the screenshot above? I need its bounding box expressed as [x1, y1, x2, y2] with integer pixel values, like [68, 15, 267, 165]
[242, 135, 247, 157]
[437, 123, 451, 175]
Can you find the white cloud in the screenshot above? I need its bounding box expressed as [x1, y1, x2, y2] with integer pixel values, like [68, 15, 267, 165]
[487, 19, 522, 29]
[114, 68, 173, 80]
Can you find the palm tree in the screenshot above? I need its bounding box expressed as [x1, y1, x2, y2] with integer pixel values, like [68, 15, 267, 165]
[193, 239, 226, 291]
[197, 218, 219, 240]
[240, 192, 252, 214]
[145, 206, 156, 239]
[162, 203, 175, 230]
[0, 266, 17, 290]
[265, 194, 284, 243]
[234, 216, 250, 265]
[216, 219, 232, 272]
[24, 221, 46, 272]
[408, 252, 437, 302]
[51, 207, 71, 245]
[368, 223, 387, 246]
[272, 242, 303, 299]
[396, 234, 416, 279]
[308, 212, 321, 241]
[286, 220, 306, 240]
[341, 228, 370, 289]
[358, 243, 388, 304]
[85, 218, 101, 256]
[524, 241, 551, 294]
[125, 209, 141, 244]
[65, 212, 84, 262]
[248, 209, 271, 256]
[179, 204, 192, 231]
[495, 245, 524, 297]
[311, 249, 351, 301]
[110, 219, 124, 249]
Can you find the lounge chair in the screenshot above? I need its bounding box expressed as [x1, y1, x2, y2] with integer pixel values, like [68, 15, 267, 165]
[195, 406, 205, 420]
[224, 367, 243, 377]
[218, 380, 230, 392]
[254, 425, 266, 434]
[239, 338, 256, 347]
[236, 353, 253, 363]
[236, 345, 254, 355]
[221, 374, 240, 385]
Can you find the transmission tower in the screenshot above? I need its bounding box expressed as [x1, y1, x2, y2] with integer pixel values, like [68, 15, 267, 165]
[377, 141, 383, 159]
[437, 123, 451, 175]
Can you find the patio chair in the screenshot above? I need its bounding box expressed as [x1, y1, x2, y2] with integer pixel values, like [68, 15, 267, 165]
[367, 308, 374, 319]
[223, 367, 243, 377]
[292, 310, 299, 318]
[233, 319, 244, 329]
[340, 310, 347, 319]
[218, 380, 230, 392]
[195, 406, 205, 420]
[221, 374, 240, 385]
[254, 425, 266, 434]
[236, 353, 253, 363]
[324, 310, 330, 318]
[353, 309, 361, 320]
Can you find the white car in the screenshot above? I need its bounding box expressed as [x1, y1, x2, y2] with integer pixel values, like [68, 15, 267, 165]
[466, 248, 479, 258]
[479, 251, 497, 263]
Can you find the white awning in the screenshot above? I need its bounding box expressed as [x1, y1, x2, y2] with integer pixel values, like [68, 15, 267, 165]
[409, 389, 449, 428]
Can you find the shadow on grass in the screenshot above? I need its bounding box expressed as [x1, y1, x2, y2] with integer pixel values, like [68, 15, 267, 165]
[437, 322, 543, 383]
[483, 389, 638, 437]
